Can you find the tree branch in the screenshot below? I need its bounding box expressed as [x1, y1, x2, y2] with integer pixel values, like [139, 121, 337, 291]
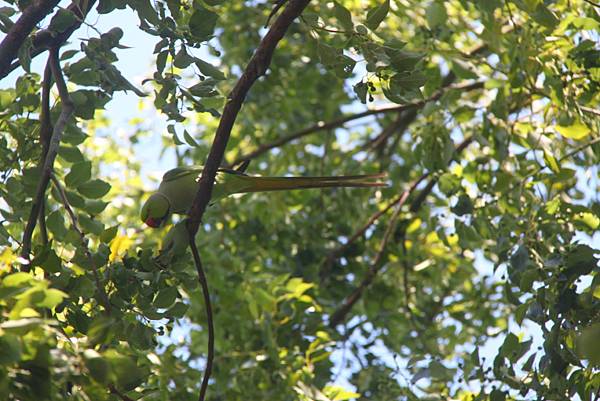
[320, 172, 429, 280]
[186, 0, 311, 234]
[36, 59, 54, 249]
[183, 1, 311, 400]
[21, 48, 74, 268]
[0, 0, 60, 79]
[188, 239, 214, 401]
[1, 0, 98, 80]
[229, 81, 483, 166]
[329, 136, 475, 327]
[329, 197, 404, 327]
[50, 175, 111, 312]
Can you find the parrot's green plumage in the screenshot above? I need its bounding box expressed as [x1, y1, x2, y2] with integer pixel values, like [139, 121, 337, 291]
[141, 165, 386, 228]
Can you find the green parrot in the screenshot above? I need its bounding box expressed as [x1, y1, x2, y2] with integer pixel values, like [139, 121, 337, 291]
[140, 165, 387, 228]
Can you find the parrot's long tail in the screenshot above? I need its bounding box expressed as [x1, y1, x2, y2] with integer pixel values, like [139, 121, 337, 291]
[238, 172, 388, 193]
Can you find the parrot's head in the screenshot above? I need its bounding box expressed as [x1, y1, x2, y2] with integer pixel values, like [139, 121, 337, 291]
[141, 193, 171, 228]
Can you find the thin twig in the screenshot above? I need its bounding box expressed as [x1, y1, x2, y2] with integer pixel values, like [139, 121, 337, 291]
[579, 105, 600, 117]
[0, 0, 60, 79]
[37, 59, 54, 249]
[329, 200, 404, 327]
[229, 81, 484, 166]
[320, 172, 429, 280]
[329, 136, 475, 326]
[188, 237, 214, 401]
[583, 0, 600, 8]
[50, 174, 111, 313]
[21, 48, 73, 267]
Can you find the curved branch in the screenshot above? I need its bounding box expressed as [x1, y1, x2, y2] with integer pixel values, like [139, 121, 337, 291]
[229, 81, 483, 165]
[188, 238, 214, 401]
[183, 1, 311, 400]
[21, 48, 74, 267]
[186, 0, 311, 234]
[329, 136, 475, 327]
[0, 0, 60, 79]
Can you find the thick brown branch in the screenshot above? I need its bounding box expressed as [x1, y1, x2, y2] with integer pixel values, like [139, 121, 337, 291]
[186, 0, 311, 234]
[21, 48, 74, 267]
[230, 81, 483, 165]
[0, 0, 60, 79]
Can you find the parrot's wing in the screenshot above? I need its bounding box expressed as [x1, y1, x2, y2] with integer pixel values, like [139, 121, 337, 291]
[162, 165, 204, 182]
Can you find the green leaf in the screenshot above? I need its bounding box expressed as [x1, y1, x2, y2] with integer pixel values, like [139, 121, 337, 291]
[333, 2, 353, 31]
[58, 145, 84, 163]
[324, 385, 361, 401]
[100, 225, 119, 243]
[426, 2, 447, 28]
[555, 122, 590, 140]
[77, 179, 111, 199]
[0, 333, 22, 364]
[532, 3, 559, 29]
[189, 6, 218, 40]
[37, 288, 68, 309]
[195, 59, 225, 80]
[183, 130, 199, 147]
[83, 349, 110, 384]
[353, 81, 368, 104]
[40, 249, 62, 273]
[173, 47, 194, 69]
[46, 210, 68, 238]
[65, 161, 92, 188]
[366, 0, 390, 31]
[452, 194, 473, 216]
[490, 389, 506, 401]
[153, 287, 178, 309]
[167, 302, 189, 318]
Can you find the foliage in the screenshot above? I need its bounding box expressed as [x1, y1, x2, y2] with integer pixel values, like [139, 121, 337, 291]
[1, 0, 599, 400]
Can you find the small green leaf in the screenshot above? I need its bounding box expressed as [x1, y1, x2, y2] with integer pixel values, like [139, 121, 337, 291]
[46, 211, 68, 238]
[77, 179, 111, 199]
[83, 350, 110, 384]
[452, 194, 473, 216]
[58, 145, 84, 163]
[333, 2, 353, 31]
[100, 225, 119, 243]
[153, 287, 178, 309]
[167, 302, 189, 318]
[366, 0, 390, 31]
[189, 6, 218, 40]
[555, 122, 590, 140]
[195, 59, 225, 80]
[426, 2, 447, 28]
[353, 82, 368, 104]
[49, 9, 77, 32]
[183, 130, 199, 147]
[65, 161, 92, 188]
[532, 3, 559, 29]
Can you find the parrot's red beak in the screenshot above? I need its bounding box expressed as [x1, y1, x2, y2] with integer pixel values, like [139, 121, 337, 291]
[145, 217, 161, 228]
